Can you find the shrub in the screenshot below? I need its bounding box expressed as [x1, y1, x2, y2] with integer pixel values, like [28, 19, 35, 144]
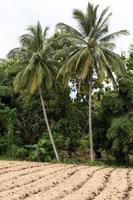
[79, 136, 89, 151]
[16, 148, 28, 160]
[107, 114, 133, 164]
[28, 134, 54, 162]
[7, 145, 18, 158]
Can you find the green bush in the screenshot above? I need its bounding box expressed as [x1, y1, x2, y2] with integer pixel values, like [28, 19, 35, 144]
[0, 135, 7, 154]
[107, 114, 133, 164]
[28, 150, 52, 162]
[78, 136, 89, 151]
[7, 145, 18, 158]
[28, 134, 54, 162]
[16, 148, 28, 160]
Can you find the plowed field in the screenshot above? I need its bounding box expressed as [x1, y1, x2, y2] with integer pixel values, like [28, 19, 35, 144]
[0, 160, 133, 200]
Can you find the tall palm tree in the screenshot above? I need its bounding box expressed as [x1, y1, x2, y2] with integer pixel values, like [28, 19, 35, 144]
[56, 2, 128, 161]
[8, 22, 59, 161]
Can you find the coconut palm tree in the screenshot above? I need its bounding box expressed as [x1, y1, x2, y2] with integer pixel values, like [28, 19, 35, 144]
[8, 22, 59, 161]
[56, 2, 128, 161]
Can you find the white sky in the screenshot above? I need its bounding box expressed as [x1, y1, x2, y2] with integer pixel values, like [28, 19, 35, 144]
[0, 0, 132, 58]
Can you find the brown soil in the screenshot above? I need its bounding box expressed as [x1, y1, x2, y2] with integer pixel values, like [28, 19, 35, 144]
[0, 161, 132, 200]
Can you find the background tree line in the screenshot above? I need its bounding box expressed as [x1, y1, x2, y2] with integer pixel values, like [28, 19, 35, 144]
[0, 2, 132, 164]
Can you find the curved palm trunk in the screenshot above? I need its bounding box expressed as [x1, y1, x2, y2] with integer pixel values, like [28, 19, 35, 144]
[88, 84, 94, 161]
[39, 87, 59, 161]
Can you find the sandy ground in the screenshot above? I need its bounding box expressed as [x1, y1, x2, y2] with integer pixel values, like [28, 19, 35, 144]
[0, 160, 132, 200]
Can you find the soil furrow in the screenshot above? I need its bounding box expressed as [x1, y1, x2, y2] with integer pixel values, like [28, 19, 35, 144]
[0, 161, 18, 170]
[88, 168, 114, 200]
[60, 167, 113, 200]
[94, 168, 129, 200]
[22, 166, 83, 200]
[128, 170, 133, 200]
[0, 164, 78, 199]
[25, 166, 101, 200]
[0, 161, 46, 175]
[0, 163, 62, 190]
[0, 161, 132, 200]
[0, 164, 69, 193]
[0, 161, 29, 172]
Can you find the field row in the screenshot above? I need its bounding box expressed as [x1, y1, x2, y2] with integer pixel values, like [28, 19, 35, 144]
[0, 161, 133, 200]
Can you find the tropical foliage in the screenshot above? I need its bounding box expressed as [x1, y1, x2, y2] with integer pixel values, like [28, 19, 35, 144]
[0, 2, 133, 165]
[8, 22, 59, 160]
[55, 2, 128, 160]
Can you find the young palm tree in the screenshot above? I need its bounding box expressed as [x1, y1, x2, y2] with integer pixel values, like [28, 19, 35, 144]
[56, 2, 128, 161]
[8, 22, 59, 161]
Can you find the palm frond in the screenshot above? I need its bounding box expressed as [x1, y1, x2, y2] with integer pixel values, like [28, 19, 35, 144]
[99, 30, 129, 42]
[20, 34, 35, 51]
[7, 48, 22, 59]
[98, 42, 116, 50]
[54, 46, 80, 60]
[102, 48, 126, 77]
[97, 7, 110, 26]
[86, 3, 98, 29]
[105, 65, 117, 86]
[9, 22, 56, 95]
[56, 23, 85, 40]
[75, 48, 88, 70]
[91, 25, 108, 40]
[43, 26, 49, 37]
[73, 9, 89, 36]
[13, 69, 25, 92]
[80, 56, 92, 80]
[98, 12, 112, 28]
[57, 48, 84, 78]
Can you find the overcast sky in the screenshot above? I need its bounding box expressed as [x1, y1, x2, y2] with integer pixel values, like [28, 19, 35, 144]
[0, 0, 132, 58]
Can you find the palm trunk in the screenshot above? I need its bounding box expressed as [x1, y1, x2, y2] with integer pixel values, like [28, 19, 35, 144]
[39, 87, 59, 161]
[88, 84, 94, 161]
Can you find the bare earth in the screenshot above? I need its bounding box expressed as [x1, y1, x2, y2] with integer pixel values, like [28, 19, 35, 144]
[0, 161, 133, 200]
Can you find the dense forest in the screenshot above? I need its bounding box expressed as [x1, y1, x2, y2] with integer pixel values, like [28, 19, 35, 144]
[0, 2, 133, 165]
